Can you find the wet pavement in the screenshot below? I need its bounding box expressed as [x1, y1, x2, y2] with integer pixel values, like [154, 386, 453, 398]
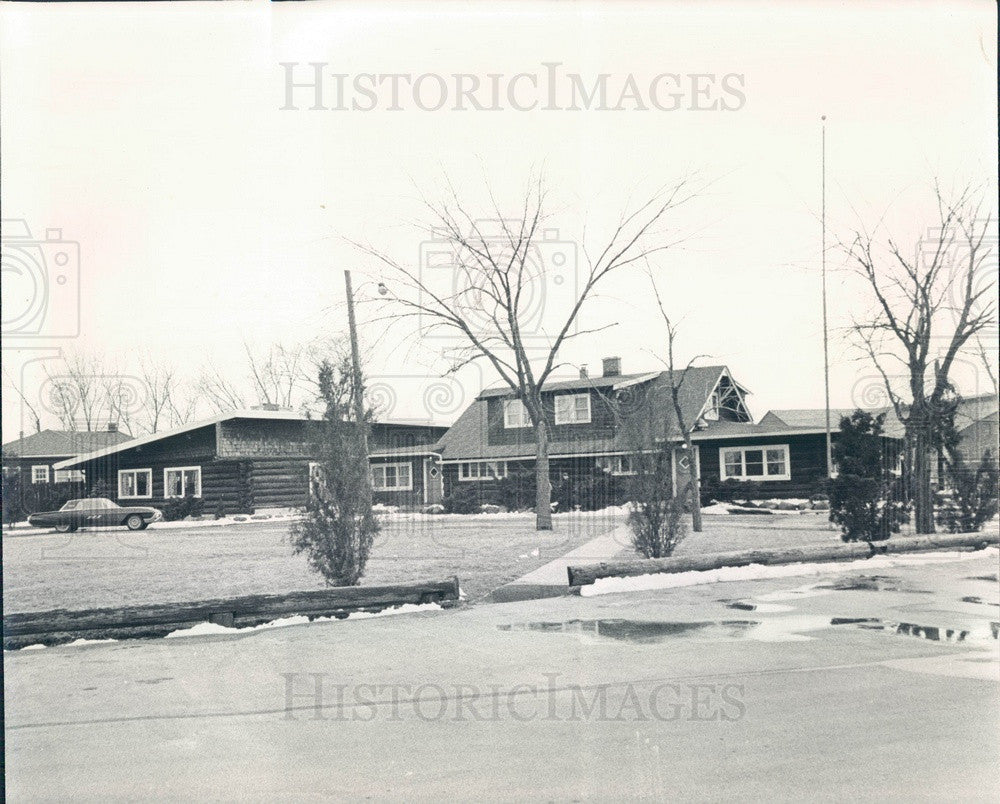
[5, 549, 999, 800]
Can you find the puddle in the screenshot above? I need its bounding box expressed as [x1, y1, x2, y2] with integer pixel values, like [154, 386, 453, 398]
[960, 596, 1000, 607]
[499, 616, 1000, 645]
[815, 575, 933, 594]
[830, 618, 999, 644]
[720, 599, 795, 613]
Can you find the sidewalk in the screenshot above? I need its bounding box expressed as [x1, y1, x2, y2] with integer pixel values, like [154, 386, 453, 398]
[488, 524, 632, 602]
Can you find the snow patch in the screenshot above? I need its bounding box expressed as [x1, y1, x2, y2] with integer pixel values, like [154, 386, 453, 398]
[163, 602, 442, 638]
[581, 547, 1000, 597]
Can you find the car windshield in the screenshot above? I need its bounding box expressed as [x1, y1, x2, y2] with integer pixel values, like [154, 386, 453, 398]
[77, 498, 116, 510]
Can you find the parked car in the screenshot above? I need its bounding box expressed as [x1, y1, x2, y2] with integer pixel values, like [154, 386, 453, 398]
[27, 498, 162, 533]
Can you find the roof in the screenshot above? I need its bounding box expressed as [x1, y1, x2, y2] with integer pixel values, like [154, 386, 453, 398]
[438, 365, 744, 461]
[2, 429, 132, 459]
[477, 371, 664, 398]
[53, 409, 448, 470]
[762, 408, 905, 438]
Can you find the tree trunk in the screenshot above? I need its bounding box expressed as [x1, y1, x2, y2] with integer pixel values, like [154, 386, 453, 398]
[912, 428, 935, 534]
[684, 441, 703, 532]
[534, 422, 553, 530]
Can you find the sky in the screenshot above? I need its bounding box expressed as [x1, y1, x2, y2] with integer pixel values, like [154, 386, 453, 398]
[1, 0, 997, 442]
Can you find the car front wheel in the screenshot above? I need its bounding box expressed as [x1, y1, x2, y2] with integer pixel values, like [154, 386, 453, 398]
[54, 523, 78, 534]
[125, 514, 146, 531]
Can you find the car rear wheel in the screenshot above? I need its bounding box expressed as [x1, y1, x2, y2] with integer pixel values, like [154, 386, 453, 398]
[125, 514, 146, 531]
[54, 523, 78, 534]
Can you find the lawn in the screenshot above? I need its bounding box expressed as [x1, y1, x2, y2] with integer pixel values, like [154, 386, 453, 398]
[1, 510, 624, 613]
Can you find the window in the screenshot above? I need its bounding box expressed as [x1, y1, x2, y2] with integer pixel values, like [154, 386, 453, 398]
[596, 455, 636, 476]
[118, 469, 152, 499]
[164, 466, 202, 499]
[703, 391, 720, 421]
[503, 399, 531, 429]
[458, 461, 508, 481]
[720, 445, 790, 481]
[31, 465, 50, 484]
[554, 393, 591, 425]
[54, 469, 85, 483]
[371, 462, 412, 491]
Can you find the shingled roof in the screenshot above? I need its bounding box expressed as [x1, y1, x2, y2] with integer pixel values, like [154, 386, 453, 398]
[438, 365, 747, 461]
[2, 429, 132, 459]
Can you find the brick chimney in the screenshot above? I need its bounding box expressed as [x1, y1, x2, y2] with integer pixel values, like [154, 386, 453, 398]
[602, 357, 622, 377]
[579, 364, 589, 379]
[107, 422, 118, 433]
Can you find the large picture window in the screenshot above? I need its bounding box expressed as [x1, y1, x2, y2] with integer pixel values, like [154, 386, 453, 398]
[372, 462, 412, 491]
[164, 466, 202, 498]
[554, 393, 591, 425]
[720, 445, 790, 481]
[118, 468, 152, 499]
[458, 461, 508, 481]
[503, 399, 531, 429]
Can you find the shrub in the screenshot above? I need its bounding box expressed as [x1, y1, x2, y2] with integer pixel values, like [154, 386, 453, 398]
[937, 450, 999, 533]
[161, 494, 204, 521]
[442, 483, 481, 514]
[495, 467, 536, 512]
[829, 411, 909, 542]
[628, 496, 689, 559]
[704, 478, 764, 504]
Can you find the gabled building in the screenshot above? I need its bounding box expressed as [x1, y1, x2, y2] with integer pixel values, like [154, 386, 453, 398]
[2, 427, 131, 485]
[53, 409, 448, 514]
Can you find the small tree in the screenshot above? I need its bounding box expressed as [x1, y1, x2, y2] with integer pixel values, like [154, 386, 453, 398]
[938, 449, 999, 533]
[288, 358, 379, 586]
[829, 411, 909, 542]
[621, 393, 689, 558]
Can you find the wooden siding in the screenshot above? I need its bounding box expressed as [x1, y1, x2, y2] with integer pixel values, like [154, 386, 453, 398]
[698, 434, 827, 499]
[486, 389, 621, 447]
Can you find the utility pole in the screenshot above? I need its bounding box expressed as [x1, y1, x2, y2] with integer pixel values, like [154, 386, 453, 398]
[344, 269, 372, 497]
[821, 115, 833, 479]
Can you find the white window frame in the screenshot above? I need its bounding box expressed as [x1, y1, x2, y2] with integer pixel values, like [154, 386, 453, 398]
[458, 461, 508, 482]
[31, 464, 50, 484]
[596, 455, 637, 476]
[554, 393, 591, 425]
[118, 468, 153, 499]
[53, 469, 86, 483]
[503, 399, 531, 429]
[164, 466, 202, 499]
[719, 445, 791, 482]
[371, 462, 413, 492]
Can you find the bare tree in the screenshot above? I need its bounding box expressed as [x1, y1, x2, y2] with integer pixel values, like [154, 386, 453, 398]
[134, 357, 188, 434]
[648, 278, 706, 532]
[848, 183, 996, 533]
[2, 365, 43, 435]
[356, 175, 696, 530]
[245, 341, 311, 409]
[43, 352, 108, 431]
[196, 362, 248, 414]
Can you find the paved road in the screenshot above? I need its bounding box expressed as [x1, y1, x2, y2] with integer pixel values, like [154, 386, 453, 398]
[5, 551, 999, 800]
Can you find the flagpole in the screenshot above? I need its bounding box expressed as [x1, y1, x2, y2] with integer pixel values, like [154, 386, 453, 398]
[821, 115, 832, 478]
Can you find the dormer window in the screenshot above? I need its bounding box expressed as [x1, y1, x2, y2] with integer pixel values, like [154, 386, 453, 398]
[554, 393, 591, 425]
[503, 399, 531, 429]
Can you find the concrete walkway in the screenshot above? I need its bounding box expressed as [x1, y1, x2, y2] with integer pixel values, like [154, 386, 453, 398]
[489, 524, 633, 602]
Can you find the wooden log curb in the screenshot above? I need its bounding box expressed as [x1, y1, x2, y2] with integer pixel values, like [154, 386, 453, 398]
[4, 577, 460, 650]
[567, 533, 999, 587]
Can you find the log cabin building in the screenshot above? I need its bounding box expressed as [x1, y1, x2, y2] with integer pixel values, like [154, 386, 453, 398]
[53, 409, 448, 514]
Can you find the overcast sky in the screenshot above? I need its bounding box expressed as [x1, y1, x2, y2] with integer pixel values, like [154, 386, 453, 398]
[1, 0, 996, 442]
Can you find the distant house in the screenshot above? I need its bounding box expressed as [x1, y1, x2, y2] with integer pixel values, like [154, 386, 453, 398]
[436, 358, 905, 503]
[950, 393, 999, 468]
[2, 427, 131, 485]
[53, 409, 448, 514]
